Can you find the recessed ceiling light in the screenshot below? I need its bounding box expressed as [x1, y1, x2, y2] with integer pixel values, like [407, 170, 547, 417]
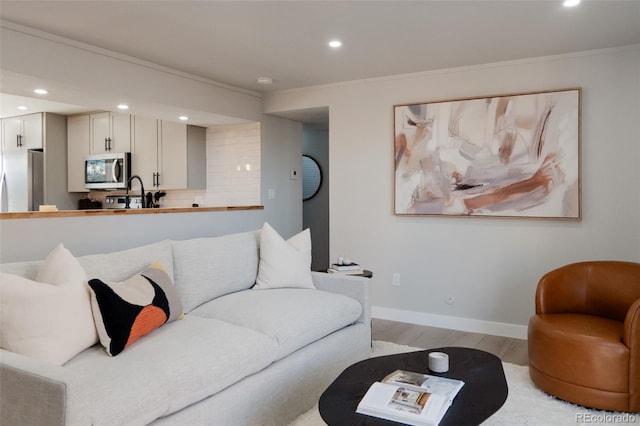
[117, 104, 129, 110]
[17, 106, 28, 111]
[563, 0, 580, 7]
[328, 40, 342, 48]
[33, 88, 48, 95]
[179, 116, 189, 121]
[257, 77, 273, 85]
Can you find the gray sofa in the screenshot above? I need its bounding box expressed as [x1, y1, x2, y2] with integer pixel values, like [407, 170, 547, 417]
[0, 230, 371, 425]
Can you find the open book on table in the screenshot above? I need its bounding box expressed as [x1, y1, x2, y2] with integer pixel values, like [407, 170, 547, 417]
[356, 369, 465, 426]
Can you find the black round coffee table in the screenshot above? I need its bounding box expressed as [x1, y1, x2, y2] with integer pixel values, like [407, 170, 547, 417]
[319, 347, 508, 425]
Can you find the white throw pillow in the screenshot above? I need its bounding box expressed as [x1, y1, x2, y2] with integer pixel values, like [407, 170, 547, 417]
[0, 244, 98, 365]
[254, 223, 315, 289]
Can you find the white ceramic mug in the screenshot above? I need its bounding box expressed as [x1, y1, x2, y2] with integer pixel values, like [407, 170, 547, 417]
[429, 352, 449, 373]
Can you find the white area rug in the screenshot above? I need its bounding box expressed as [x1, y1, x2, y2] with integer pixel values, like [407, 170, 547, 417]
[290, 341, 639, 426]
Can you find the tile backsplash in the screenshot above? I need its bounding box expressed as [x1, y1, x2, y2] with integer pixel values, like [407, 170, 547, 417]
[161, 122, 261, 208]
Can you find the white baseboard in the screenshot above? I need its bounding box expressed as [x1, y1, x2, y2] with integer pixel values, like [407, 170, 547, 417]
[372, 306, 528, 340]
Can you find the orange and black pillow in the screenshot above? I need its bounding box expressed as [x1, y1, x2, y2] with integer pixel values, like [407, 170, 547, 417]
[88, 262, 183, 356]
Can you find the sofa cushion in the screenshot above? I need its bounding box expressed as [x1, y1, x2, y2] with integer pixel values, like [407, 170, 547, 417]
[171, 231, 260, 312]
[0, 244, 96, 365]
[87, 262, 184, 356]
[78, 240, 174, 283]
[0, 260, 41, 280]
[254, 222, 314, 290]
[64, 315, 279, 426]
[190, 288, 363, 359]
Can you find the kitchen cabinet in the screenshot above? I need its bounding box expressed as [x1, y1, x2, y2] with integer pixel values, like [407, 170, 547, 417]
[90, 112, 131, 154]
[2, 113, 43, 151]
[186, 125, 206, 190]
[66, 111, 131, 192]
[66, 115, 90, 192]
[1, 113, 78, 211]
[132, 116, 187, 190]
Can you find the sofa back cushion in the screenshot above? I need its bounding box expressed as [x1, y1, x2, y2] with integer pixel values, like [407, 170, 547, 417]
[0, 261, 42, 280]
[172, 231, 260, 312]
[78, 240, 174, 283]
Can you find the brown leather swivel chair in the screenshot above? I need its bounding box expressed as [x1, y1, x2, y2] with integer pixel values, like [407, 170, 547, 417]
[528, 261, 640, 412]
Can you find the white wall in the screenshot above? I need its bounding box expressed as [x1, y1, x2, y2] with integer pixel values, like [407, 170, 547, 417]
[264, 46, 640, 338]
[0, 22, 261, 124]
[260, 114, 303, 239]
[0, 209, 265, 263]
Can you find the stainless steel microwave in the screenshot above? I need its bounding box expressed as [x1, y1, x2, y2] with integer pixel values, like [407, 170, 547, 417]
[84, 152, 131, 190]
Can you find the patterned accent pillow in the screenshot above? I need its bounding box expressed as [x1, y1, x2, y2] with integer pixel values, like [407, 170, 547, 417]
[87, 262, 184, 356]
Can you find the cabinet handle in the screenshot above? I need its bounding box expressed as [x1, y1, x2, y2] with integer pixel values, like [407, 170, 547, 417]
[108, 137, 112, 151]
[16, 134, 22, 148]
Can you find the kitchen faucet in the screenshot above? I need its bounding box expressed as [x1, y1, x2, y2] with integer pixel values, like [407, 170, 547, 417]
[125, 175, 145, 208]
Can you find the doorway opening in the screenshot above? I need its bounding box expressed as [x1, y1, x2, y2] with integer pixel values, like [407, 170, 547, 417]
[303, 123, 329, 271]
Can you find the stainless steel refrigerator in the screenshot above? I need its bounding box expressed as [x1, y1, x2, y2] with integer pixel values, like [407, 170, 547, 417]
[0, 149, 44, 212]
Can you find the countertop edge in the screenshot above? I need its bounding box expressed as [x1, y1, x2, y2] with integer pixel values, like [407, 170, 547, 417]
[0, 205, 264, 219]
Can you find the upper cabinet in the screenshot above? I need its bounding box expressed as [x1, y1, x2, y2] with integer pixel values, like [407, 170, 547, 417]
[67, 112, 132, 192]
[67, 115, 90, 192]
[2, 113, 43, 151]
[2, 113, 78, 211]
[67, 112, 205, 193]
[132, 116, 188, 190]
[90, 112, 131, 153]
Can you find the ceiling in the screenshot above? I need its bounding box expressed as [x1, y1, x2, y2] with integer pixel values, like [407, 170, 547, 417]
[1, 0, 639, 123]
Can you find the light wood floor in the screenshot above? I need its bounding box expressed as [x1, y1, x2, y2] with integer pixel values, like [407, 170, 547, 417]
[371, 318, 529, 366]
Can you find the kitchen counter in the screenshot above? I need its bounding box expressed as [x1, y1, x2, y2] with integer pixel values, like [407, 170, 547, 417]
[0, 205, 263, 219]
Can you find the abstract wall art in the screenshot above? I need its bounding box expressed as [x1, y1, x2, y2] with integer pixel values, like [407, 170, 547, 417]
[394, 88, 581, 219]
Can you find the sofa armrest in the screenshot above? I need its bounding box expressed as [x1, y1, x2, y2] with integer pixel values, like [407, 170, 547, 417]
[312, 271, 371, 326]
[624, 298, 640, 411]
[0, 350, 90, 426]
[623, 298, 640, 348]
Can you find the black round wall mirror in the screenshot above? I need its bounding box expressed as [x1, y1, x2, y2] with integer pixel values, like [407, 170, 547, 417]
[302, 155, 322, 201]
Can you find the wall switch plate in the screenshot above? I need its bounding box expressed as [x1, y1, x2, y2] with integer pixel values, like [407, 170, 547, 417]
[290, 169, 299, 180]
[268, 188, 276, 200]
[392, 273, 401, 287]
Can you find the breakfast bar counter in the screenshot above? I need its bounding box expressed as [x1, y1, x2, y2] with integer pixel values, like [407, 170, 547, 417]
[0, 205, 263, 219]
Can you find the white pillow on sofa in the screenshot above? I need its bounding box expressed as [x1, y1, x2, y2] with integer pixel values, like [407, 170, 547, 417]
[0, 244, 97, 365]
[254, 223, 314, 290]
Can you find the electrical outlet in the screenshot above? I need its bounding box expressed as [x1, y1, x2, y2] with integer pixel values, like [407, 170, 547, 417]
[445, 294, 456, 305]
[392, 273, 401, 287]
